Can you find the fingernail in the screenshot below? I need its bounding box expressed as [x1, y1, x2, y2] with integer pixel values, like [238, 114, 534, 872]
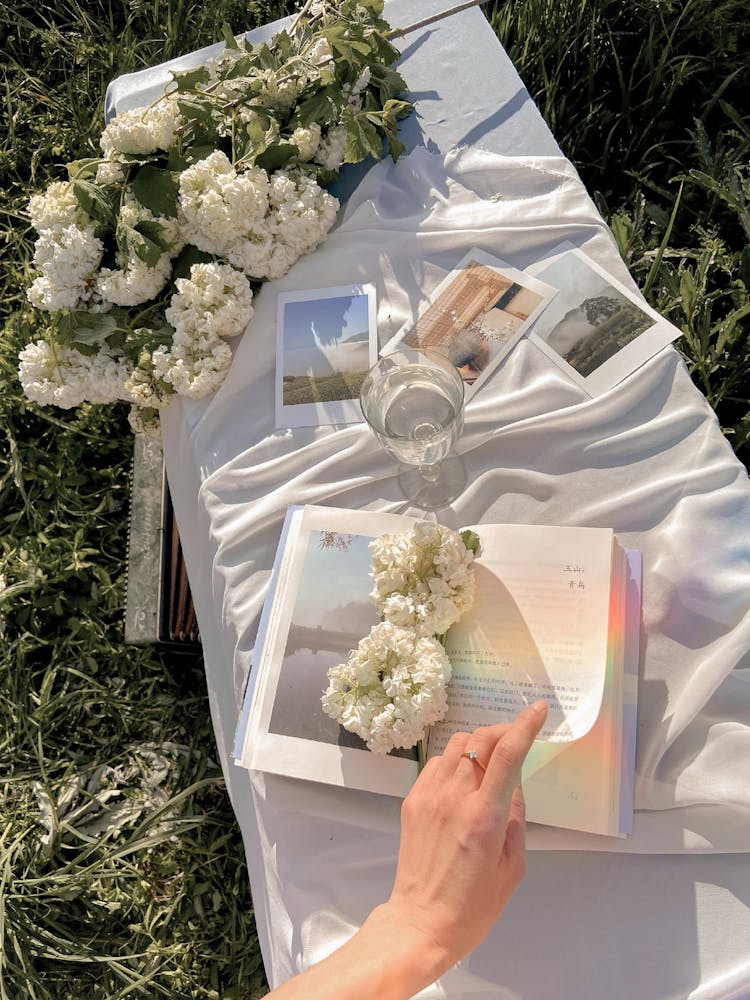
[530, 700, 547, 715]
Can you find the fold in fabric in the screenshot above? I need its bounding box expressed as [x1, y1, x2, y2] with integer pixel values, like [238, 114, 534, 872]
[157, 146, 750, 858]
[153, 133, 750, 998]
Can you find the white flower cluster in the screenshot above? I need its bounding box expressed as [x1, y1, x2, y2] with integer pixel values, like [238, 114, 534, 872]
[321, 524, 476, 755]
[19, 1, 410, 429]
[321, 622, 451, 754]
[165, 261, 253, 340]
[291, 123, 322, 162]
[123, 262, 252, 406]
[370, 521, 476, 636]
[26, 181, 104, 312]
[18, 340, 130, 410]
[96, 192, 183, 307]
[314, 125, 347, 172]
[99, 97, 182, 159]
[178, 150, 338, 280]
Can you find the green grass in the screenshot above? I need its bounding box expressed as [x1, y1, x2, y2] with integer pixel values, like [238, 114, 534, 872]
[0, 0, 748, 996]
[489, 0, 750, 460]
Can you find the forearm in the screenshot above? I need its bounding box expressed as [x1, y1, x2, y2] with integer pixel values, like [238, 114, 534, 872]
[266, 902, 454, 1000]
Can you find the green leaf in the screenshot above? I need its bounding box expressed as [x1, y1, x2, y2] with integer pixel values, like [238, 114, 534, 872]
[134, 219, 171, 252]
[180, 144, 220, 167]
[740, 246, 750, 289]
[369, 64, 408, 103]
[221, 54, 256, 81]
[382, 98, 413, 121]
[171, 245, 215, 281]
[381, 118, 407, 161]
[170, 65, 211, 91]
[175, 95, 220, 134]
[131, 166, 180, 218]
[120, 223, 164, 268]
[325, 23, 371, 63]
[254, 41, 278, 71]
[296, 86, 340, 128]
[716, 302, 750, 353]
[57, 312, 119, 348]
[386, 134, 406, 162]
[72, 179, 117, 226]
[67, 158, 104, 181]
[222, 22, 239, 49]
[254, 142, 298, 172]
[341, 105, 382, 163]
[460, 530, 481, 555]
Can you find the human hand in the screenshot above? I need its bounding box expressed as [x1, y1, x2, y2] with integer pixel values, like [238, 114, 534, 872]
[379, 701, 548, 978]
[267, 703, 548, 1000]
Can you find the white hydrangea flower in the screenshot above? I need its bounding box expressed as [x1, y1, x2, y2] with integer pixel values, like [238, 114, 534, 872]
[18, 340, 89, 409]
[321, 622, 451, 755]
[152, 328, 233, 400]
[119, 191, 183, 253]
[224, 230, 276, 278]
[124, 349, 175, 409]
[254, 69, 300, 112]
[100, 97, 182, 158]
[369, 522, 476, 636]
[352, 66, 371, 94]
[18, 339, 129, 410]
[269, 170, 339, 253]
[290, 123, 321, 162]
[84, 349, 133, 405]
[96, 254, 172, 308]
[165, 262, 253, 340]
[314, 125, 347, 171]
[178, 151, 270, 255]
[95, 160, 126, 185]
[27, 223, 103, 312]
[27, 181, 88, 231]
[183, 161, 337, 281]
[258, 169, 338, 279]
[95, 193, 181, 307]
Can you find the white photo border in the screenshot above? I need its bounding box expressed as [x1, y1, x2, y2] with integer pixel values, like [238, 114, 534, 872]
[379, 248, 557, 399]
[527, 246, 682, 396]
[276, 282, 378, 428]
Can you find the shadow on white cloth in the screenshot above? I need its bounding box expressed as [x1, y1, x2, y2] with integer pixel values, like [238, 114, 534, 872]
[156, 144, 750, 994]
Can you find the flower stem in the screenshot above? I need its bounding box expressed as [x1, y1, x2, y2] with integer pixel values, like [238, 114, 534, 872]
[387, 0, 486, 40]
[417, 738, 426, 772]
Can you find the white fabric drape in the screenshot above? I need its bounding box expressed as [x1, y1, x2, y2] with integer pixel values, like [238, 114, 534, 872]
[108, 4, 750, 994]
[158, 146, 750, 995]
[163, 145, 750, 855]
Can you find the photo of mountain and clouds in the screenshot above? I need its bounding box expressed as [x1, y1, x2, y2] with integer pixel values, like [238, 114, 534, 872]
[532, 253, 654, 377]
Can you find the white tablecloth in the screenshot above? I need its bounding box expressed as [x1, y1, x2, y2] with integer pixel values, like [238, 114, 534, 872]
[109, 3, 750, 996]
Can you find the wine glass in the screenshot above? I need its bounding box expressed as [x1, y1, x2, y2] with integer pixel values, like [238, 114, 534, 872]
[360, 347, 466, 510]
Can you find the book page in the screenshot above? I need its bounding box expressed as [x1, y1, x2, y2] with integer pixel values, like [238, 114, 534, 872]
[514, 545, 640, 837]
[432, 524, 615, 747]
[241, 505, 423, 796]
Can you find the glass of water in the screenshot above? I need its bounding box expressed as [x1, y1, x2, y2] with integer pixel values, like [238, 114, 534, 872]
[360, 347, 466, 510]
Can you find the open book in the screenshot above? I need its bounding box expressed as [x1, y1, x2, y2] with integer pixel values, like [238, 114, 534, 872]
[234, 505, 642, 838]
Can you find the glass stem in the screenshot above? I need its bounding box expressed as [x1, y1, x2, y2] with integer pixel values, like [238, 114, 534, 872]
[419, 462, 440, 482]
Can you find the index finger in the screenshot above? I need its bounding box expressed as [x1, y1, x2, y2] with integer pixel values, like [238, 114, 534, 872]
[480, 701, 548, 806]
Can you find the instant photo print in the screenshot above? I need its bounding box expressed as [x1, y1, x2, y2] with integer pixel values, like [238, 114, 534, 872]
[276, 283, 378, 428]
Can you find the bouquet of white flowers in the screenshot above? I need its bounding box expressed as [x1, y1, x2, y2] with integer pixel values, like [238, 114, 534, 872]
[322, 522, 479, 761]
[19, 0, 413, 434]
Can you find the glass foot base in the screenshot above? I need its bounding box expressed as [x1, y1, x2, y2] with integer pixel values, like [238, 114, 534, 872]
[397, 455, 467, 511]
